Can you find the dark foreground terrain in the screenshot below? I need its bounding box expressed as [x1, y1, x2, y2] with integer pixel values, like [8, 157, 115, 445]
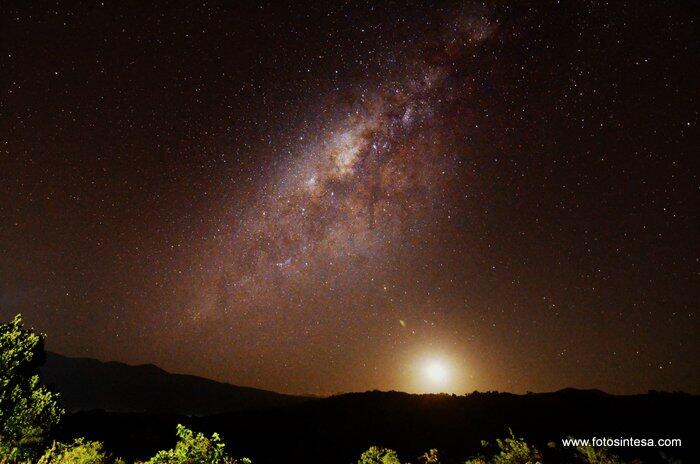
[56, 390, 696, 464]
[43, 354, 696, 463]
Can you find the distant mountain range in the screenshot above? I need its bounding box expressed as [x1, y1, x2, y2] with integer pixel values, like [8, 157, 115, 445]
[41, 353, 697, 463]
[41, 352, 309, 415]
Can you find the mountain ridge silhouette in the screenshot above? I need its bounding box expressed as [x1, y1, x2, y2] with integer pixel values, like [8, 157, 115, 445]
[41, 352, 309, 415]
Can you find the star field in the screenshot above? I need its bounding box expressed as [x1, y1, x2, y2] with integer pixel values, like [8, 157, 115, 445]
[0, 1, 697, 395]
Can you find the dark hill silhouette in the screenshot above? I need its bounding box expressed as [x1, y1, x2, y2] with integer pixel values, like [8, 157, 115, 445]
[57, 388, 697, 464]
[41, 352, 309, 415]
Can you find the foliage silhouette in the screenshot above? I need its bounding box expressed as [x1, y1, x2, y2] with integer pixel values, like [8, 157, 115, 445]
[143, 425, 250, 464]
[0, 315, 63, 462]
[464, 433, 542, 464]
[37, 438, 121, 464]
[418, 449, 440, 464]
[357, 446, 402, 464]
[575, 446, 622, 464]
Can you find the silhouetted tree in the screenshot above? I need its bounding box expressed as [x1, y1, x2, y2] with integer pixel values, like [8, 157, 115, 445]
[143, 424, 250, 464]
[0, 315, 63, 462]
[418, 449, 440, 464]
[358, 446, 401, 464]
[464, 433, 541, 464]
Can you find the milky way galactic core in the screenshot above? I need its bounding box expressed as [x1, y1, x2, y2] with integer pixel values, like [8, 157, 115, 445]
[1, 1, 696, 395]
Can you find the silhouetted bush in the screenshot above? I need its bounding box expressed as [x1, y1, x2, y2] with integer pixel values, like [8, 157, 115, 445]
[357, 446, 401, 464]
[37, 439, 121, 464]
[464, 433, 542, 464]
[575, 446, 622, 464]
[142, 425, 250, 464]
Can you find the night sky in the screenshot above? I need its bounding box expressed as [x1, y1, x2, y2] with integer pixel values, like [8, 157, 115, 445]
[1, 1, 697, 396]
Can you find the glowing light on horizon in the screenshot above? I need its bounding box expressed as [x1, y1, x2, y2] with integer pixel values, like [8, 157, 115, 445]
[422, 357, 451, 391]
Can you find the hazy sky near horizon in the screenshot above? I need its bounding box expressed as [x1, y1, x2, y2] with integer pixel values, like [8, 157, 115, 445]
[1, 1, 697, 395]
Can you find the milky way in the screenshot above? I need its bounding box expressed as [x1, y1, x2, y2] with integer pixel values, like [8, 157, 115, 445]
[2, 1, 696, 395]
[198, 11, 496, 322]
